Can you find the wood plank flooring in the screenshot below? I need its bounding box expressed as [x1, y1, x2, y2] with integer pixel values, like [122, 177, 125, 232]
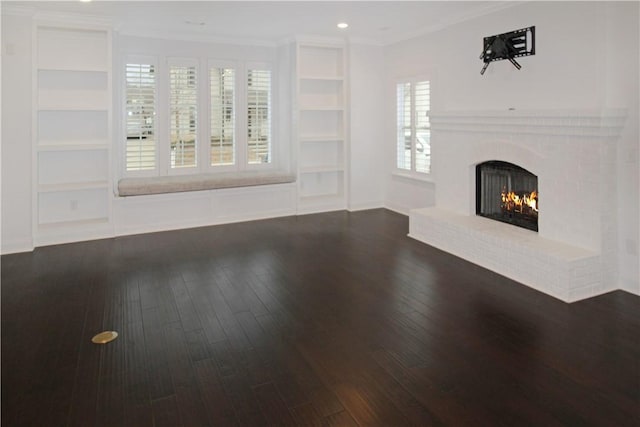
[2, 209, 639, 426]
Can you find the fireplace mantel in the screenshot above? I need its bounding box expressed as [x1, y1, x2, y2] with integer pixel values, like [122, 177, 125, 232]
[430, 109, 627, 137]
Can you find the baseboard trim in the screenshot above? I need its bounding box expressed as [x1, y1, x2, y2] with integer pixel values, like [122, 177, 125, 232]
[1, 238, 34, 255]
[383, 202, 411, 216]
[348, 201, 384, 212]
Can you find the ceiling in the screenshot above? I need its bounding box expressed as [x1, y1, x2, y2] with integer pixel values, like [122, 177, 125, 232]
[12, 1, 513, 45]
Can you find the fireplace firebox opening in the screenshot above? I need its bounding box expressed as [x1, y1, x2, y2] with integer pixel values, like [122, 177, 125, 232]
[476, 161, 538, 232]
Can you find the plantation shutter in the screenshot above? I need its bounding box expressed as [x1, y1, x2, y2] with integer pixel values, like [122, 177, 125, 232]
[414, 80, 431, 174]
[210, 68, 235, 166]
[247, 69, 271, 164]
[169, 64, 198, 169]
[125, 63, 156, 171]
[396, 82, 411, 170]
[396, 80, 430, 174]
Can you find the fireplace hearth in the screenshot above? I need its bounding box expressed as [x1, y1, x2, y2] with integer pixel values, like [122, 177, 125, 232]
[409, 109, 626, 302]
[476, 161, 538, 232]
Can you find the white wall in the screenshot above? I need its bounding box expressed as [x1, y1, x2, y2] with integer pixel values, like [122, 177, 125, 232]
[383, 1, 639, 294]
[348, 43, 385, 210]
[383, 2, 607, 215]
[604, 2, 640, 295]
[1, 11, 33, 253]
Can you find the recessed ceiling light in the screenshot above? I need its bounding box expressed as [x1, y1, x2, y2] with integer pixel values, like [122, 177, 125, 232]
[79, 0, 92, 3]
[337, 23, 349, 30]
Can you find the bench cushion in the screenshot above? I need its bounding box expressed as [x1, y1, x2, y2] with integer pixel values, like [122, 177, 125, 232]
[118, 171, 296, 196]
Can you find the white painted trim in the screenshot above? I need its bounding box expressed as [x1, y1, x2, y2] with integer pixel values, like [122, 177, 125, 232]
[430, 109, 628, 137]
[391, 171, 435, 184]
[34, 223, 115, 248]
[119, 28, 278, 48]
[33, 11, 113, 29]
[348, 201, 385, 212]
[383, 202, 411, 217]
[1, 238, 35, 255]
[113, 182, 296, 237]
[619, 280, 640, 296]
[1, 5, 35, 17]
[292, 35, 347, 47]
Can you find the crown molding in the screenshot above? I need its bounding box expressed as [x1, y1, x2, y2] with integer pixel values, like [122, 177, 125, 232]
[34, 10, 113, 29]
[290, 34, 348, 46]
[347, 37, 384, 47]
[117, 27, 278, 48]
[1, 5, 35, 17]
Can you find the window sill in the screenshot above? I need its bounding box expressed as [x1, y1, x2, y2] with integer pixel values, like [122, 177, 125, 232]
[391, 170, 435, 184]
[118, 170, 296, 197]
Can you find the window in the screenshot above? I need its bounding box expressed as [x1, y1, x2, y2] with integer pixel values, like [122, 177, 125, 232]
[123, 57, 275, 178]
[247, 69, 271, 164]
[210, 67, 235, 166]
[125, 62, 156, 171]
[396, 79, 430, 174]
[169, 63, 198, 169]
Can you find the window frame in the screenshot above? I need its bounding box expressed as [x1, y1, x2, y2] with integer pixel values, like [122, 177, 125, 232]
[121, 54, 277, 181]
[394, 75, 432, 177]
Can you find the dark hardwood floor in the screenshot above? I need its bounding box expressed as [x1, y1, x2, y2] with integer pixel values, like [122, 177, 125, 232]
[2, 209, 639, 426]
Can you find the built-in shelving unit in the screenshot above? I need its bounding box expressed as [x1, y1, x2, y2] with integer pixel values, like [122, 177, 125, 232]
[295, 42, 348, 213]
[33, 23, 113, 244]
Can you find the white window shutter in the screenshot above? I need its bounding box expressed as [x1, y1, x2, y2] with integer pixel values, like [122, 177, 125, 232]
[396, 79, 430, 174]
[396, 82, 411, 171]
[125, 63, 156, 171]
[414, 81, 430, 174]
[169, 64, 198, 169]
[210, 68, 235, 166]
[247, 69, 271, 164]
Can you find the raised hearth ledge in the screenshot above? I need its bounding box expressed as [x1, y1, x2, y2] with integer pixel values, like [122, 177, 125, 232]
[408, 207, 615, 303]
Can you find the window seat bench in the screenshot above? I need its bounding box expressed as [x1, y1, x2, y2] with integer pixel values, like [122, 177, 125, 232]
[118, 171, 296, 197]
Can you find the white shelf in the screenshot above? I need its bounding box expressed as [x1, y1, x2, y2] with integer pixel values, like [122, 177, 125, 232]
[298, 44, 344, 78]
[299, 75, 344, 81]
[38, 69, 109, 110]
[299, 193, 345, 203]
[38, 141, 109, 151]
[300, 165, 345, 174]
[38, 181, 109, 193]
[37, 186, 109, 225]
[38, 110, 109, 141]
[37, 28, 109, 72]
[38, 90, 109, 111]
[38, 217, 110, 229]
[299, 136, 344, 143]
[33, 24, 112, 245]
[296, 42, 347, 214]
[300, 106, 344, 112]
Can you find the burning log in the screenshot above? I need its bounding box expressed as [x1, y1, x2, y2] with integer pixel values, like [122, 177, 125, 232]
[501, 188, 538, 216]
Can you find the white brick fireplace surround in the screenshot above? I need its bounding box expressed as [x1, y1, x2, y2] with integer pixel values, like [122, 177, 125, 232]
[409, 110, 626, 302]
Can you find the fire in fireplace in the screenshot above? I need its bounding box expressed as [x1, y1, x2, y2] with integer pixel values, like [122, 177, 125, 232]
[476, 161, 538, 231]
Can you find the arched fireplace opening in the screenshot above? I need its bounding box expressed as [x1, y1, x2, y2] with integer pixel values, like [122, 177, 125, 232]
[476, 161, 538, 232]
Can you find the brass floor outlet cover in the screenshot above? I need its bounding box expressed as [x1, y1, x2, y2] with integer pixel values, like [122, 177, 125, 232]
[91, 331, 118, 344]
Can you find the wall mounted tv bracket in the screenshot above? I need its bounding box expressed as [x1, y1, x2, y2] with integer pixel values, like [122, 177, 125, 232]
[480, 26, 535, 75]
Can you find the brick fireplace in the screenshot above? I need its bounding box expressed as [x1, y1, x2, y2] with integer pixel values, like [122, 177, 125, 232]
[409, 110, 626, 302]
